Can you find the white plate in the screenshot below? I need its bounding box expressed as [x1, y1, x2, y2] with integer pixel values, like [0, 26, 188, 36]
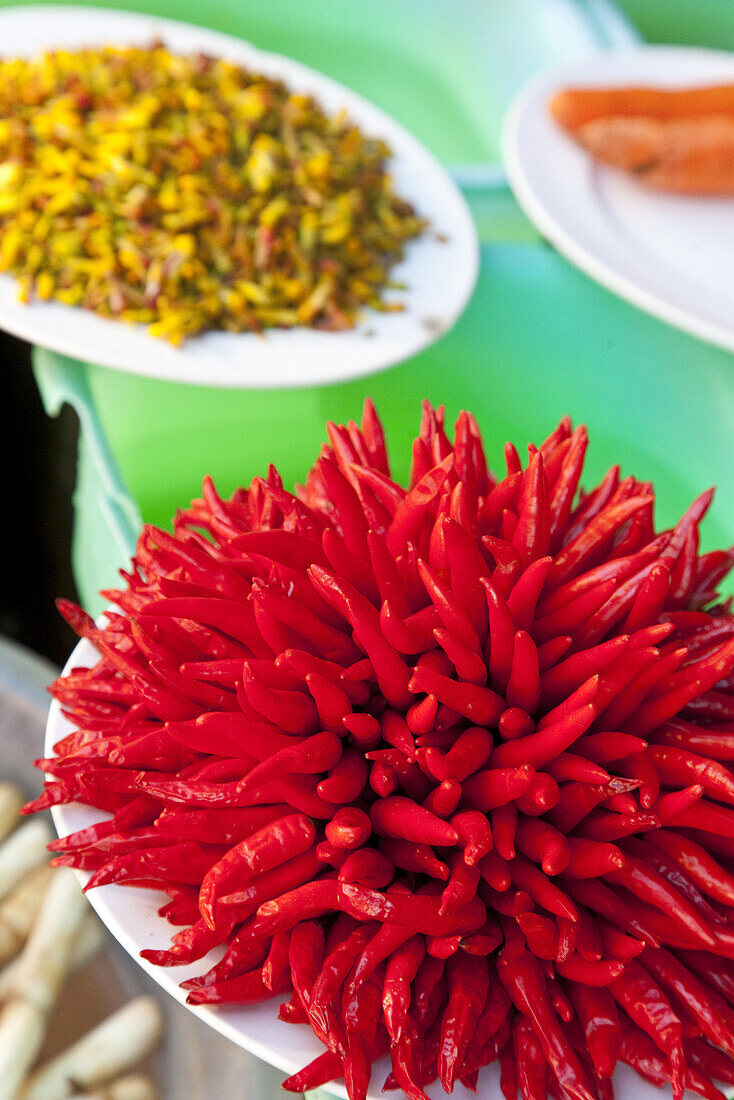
[502, 45, 734, 355]
[0, 6, 478, 389]
[47, 632, 666, 1100]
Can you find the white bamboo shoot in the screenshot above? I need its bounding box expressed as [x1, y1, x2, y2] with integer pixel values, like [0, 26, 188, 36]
[0, 818, 52, 902]
[7, 867, 88, 1012]
[0, 866, 53, 967]
[67, 1075, 158, 1100]
[0, 998, 45, 1100]
[0, 784, 24, 846]
[20, 997, 164, 1100]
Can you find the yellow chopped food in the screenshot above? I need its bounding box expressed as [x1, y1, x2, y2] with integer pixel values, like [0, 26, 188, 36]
[0, 43, 428, 344]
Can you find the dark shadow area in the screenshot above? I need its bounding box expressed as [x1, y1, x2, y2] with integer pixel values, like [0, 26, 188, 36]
[2, 330, 79, 667]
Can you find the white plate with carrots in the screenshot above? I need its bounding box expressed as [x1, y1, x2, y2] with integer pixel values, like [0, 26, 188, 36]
[502, 46, 734, 355]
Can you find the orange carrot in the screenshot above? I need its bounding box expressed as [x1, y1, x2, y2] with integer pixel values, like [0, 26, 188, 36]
[550, 84, 734, 131]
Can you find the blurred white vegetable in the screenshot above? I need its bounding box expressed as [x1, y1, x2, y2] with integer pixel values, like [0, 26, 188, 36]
[0, 912, 105, 999]
[6, 866, 89, 1011]
[0, 865, 52, 966]
[0, 818, 52, 901]
[68, 1075, 158, 1100]
[0, 783, 24, 845]
[19, 997, 164, 1100]
[0, 999, 45, 1100]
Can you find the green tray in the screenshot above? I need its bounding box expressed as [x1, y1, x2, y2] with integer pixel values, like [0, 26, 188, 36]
[26, 0, 734, 612]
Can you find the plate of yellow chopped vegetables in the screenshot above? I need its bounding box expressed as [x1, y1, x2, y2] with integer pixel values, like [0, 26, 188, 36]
[0, 6, 478, 387]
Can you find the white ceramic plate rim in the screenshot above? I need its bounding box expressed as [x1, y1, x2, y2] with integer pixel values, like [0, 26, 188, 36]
[0, 5, 478, 389]
[502, 44, 734, 356]
[47, 627, 670, 1100]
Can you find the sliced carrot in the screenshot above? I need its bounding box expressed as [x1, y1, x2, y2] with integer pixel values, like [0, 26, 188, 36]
[550, 84, 734, 131]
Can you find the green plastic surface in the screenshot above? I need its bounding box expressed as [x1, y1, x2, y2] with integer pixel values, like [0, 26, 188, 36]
[21, 0, 734, 615]
[44, 240, 734, 613]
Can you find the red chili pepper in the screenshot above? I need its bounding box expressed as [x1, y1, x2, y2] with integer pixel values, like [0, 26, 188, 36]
[199, 814, 315, 930]
[515, 818, 571, 875]
[382, 935, 425, 1043]
[610, 961, 685, 1099]
[338, 848, 394, 890]
[437, 951, 490, 1092]
[498, 930, 595, 1100]
[491, 704, 596, 769]
[643, 946, 734, 1058]
[462, 765, 534, 812]
[567, 985, 620, 1079]
[370, 796, 458, 847]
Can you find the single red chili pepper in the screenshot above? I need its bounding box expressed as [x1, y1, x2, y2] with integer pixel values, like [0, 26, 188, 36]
[462, 765, 534, 812]
[567, 984, 620, 1079]
[599, 920, 644, 962]
[515, 772, 560, 816]
[423, 727, 492, 783]
[422, 780, 461, 819]
[439, 852, 480, 915]
[557, 955, 624, 985]
[511, 854, 578, 922]
[281, 1050, 344, 1093]
[235, 731, 342, 795]
[491, 802, 519, 861]
[643, 946, 734, 1058]
[480, 850, 512, 892]
[378, 837, 448, 882]
[609, 961, 685, 1099]
[337, 881, 486, 937]
[338, 848, 395, 889]
[325, 807, 371, 850]
[382, 935, 425, 1043]
[481, 578, 517, 697]
[218, 849, 323, 929]
[491, 704, 596, 769]
[498, 706, 535, 740]
[515, 818, 571, 875]
[564, 838, 625, 878]
[650, 718, 734, 761]
[578, 809, 660, 841]
[437, 951, 490, 1092]
[262, 931, 291, 993]
[289, 918, 325, 1017]
[606, 856, 717, 947]
[646, 829, 734, 907]
[84, 841, 221, 891]
[408, 665, 503, 727]
[545, 753, 610, 784]
[654, 784, 705, 824]
[498, 929, 595, 1100]
[514, 1015, 548, 1100]
[186, 965, 287, 1006]
[154, 804, 291, 844]
[450, 810, 493, 865]
[370, 796, 458, 847]
[199, 814, 316, 930]
[516, 913, 559, 961]
[140, 916, 222, 967]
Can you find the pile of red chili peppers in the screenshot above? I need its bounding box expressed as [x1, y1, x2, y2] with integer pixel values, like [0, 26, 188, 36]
[28, 401, 734, 1100]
